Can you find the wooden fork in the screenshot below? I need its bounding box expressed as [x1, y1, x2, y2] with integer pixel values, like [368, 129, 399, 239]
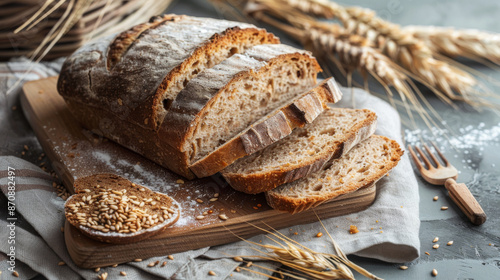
[408, 142, 486, 225]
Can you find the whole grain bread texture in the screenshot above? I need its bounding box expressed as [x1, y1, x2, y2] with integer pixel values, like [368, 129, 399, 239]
[222, 108, 377, 193]
[190, 77, 342, 177]
[64, 174, 180, 244]
[58, 14, 279, 132]
[63, 43, 321, 179]
[265, 135, 403, 213]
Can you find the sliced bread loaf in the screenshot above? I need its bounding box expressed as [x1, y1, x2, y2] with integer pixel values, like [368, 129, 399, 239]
[221, 108, 377, 193]
[64, 174, 180, 244]
[189, 78, 342, 177]
[58, 14, 279, 131]
[265, 135, 403, 213]
[160, 43, 321, 177]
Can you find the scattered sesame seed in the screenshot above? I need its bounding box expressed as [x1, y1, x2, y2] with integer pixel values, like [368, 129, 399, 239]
[233, 257, 243, 262]
[432, 244, 439, 249]
[433, 237, 439, 243]
[432, 269, 438, 276]
[441, 206, 448, 210]
[196, 198, 204, 203]
[214, 193, 219, 198]
[95, 267, 101, 272]
[168, 255, 174, 260]
[161, 261, 167, 267]
[219, 214, 228, 220]
[447, 241, 454, 246]
[425, 252, 430, 255]
[399, 265, 408, 270]
[134, 259, 142, 262]
[209, 198, 218, 202]
[433, 196, 438, 201]
[147, 262, 156, 267]
[12, 271, 19, 277]
[112, 264, 118, 268]
[120, 271, 127, 276]
[208, 270, 217, 276]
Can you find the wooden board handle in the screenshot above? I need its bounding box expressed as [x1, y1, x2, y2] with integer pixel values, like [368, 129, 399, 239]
[445, 178, 486, 225]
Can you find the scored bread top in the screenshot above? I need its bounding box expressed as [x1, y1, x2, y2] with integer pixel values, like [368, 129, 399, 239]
[65, 174, 180, 244]
[58, 14, 279, 131]
[163, 44, 321, 174]
[222, 108, 377, 193]
[189, 78, 342, 178]
[265, 135, 403, 213]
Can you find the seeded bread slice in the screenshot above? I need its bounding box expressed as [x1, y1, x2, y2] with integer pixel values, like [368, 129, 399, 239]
[58, 14, 279, 131]
[64, 174, 180, 244]
[222, 108, 377, 193]
[265, 135, 403, 213]
[190, 78, 342, 177]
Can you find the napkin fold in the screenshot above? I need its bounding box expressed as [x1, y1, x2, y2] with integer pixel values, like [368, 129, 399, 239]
[0, 58, 420, 279]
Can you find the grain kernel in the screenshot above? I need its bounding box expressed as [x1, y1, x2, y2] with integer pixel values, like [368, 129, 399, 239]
[95, 267, 101, 272]
[214, 193, 219, 198]
[168, 255, 174, 260]
[447, 241, 454, 246]
[441, 206, 448, 210]
[196, 198, 204, 203]
[208, 270, 216, 276]
[209, 198, 218, 202]
[432, 244, 439, 249]
[399, 265, 408, 270]
[112, 264, 118, 268]
[134, 259, 142, 262]
[120, 271, 127, 276]
[147, 262, 156, 267]
[233, 256, 243, 262]
[161, 261, 167, 267]
[176, 179, 184, 184]
[13, 271, 19, 277]
[425, 252, 430, 255]
[219, 214, 228, 220]
[433, 196, 438, 201]
[432, 269, 438, 276]
[433, 237, 439, 243]
[316, 232, 323, 237]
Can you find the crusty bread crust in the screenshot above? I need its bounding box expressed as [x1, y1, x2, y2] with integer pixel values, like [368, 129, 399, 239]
[265, 136, 404, 213]
[222, 109, 377, 194]
[189, 78, 342, 177]
[58, 14, 279, 132]
[64, 174, 180, 244]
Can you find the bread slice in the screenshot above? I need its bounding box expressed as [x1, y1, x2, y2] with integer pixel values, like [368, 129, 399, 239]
[160, 44, 321, 177]
[222, 108, 377, 193]
[189, 78, 342, 177]
[64, 174, 180, 244]
[265, 135, 403, 213]
[58, 14, 279, 131]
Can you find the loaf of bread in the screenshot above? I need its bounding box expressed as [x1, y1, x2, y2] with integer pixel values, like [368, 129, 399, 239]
[64, 174, 180, 244]
[265, 135, 403, 213]
[222, 108, 377, 193]
[59, 18, 322, 178]
[58, 14, 279, 132]
[190, 77, 342, 177]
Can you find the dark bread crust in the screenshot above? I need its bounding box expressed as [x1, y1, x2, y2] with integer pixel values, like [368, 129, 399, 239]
[265, 136, 404, 213]
[190, 78, 342, 177]
[222, 109, 377, 194]
[58, 14, 279, 132]
[65, 174, 180, 244]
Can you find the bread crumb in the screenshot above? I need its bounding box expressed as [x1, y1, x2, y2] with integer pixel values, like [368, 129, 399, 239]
[349, 225, 359, 234]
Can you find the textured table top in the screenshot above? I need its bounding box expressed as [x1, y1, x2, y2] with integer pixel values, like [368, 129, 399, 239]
[170, 0, 500, 279]
[1, 0, 498, 279]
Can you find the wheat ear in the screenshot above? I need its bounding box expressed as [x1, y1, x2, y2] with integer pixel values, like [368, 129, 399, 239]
[283, 0, 482, 103]
[404, 26, 500, 66]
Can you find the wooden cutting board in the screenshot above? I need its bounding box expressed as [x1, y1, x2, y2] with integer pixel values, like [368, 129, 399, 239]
[20, 77, 376, 268]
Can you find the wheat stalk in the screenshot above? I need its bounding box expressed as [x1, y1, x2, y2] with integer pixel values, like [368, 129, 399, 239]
[228, 221, 383, 280]
[269, 0, 490, 106]
[404, 26, 500, 66]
